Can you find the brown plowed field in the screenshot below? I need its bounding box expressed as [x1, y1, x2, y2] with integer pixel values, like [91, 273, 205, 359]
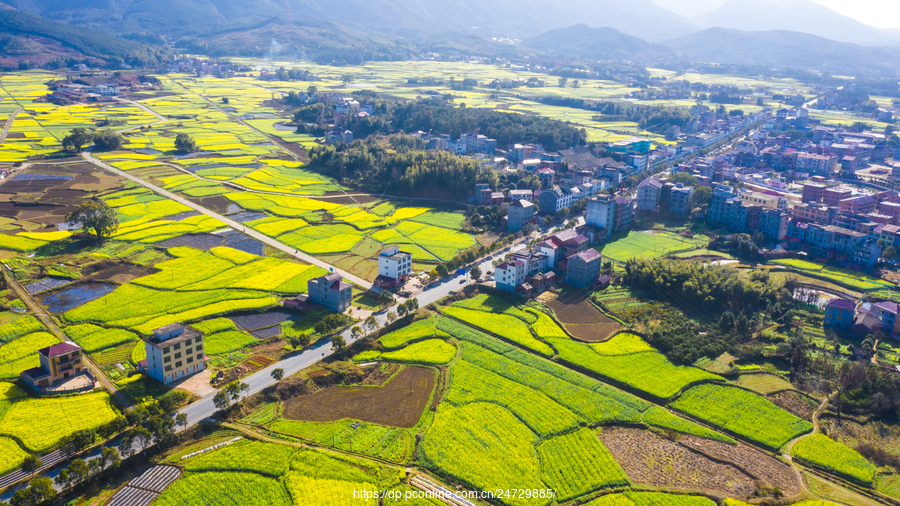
[600, 427, 756, 498]
[283, 366, 434, 428]
[769, 391, 818, 421]
[679, 434, 801, 497]
[545, 292, 621, 342]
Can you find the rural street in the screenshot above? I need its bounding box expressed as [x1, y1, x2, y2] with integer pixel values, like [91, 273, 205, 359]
[81, 150, 373, 289]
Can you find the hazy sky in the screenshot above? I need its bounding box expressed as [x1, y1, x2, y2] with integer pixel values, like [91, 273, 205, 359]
[654, 0, 900, 29]
[811, 0, 900, 29]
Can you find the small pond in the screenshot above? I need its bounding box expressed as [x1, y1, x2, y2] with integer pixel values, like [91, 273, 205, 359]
[42, 283, 116, 314]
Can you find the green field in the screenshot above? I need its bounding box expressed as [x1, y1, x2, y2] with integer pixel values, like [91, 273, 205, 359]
[378, 316, 449, 349]
[671, 384, 813, 450]
[184, 440, 295, 477]
[549, 333, 721, 400]
[0, 390, 118, 451]
[443, 306, 553, 356]
[599, 231, 704, 263]
[537, 428, 629, 501]
[791, 434, 877, 485]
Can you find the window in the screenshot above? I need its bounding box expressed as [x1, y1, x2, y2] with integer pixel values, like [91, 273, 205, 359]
[184, 347, 192, 354]
[174, 352, 182, 359]
[195, 337, 203, 344]
[164, 355, 171, 363]
[197, 354, 204, 362]
[175, 361, 182, 368]
[165, 365, 172, 372]
[186, 356, 193, 364]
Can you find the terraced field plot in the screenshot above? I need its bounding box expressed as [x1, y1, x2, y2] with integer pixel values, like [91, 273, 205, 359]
[545, 291, 621, 342]
[598, 231, 704, 263]
[0, 388, 118, 451]
[282, 366, 434, 428]
[671, 384, 813, 450]
[791, 434, 877, 484]
[64, 247, 324, 335]
[549, 333, 721, 400]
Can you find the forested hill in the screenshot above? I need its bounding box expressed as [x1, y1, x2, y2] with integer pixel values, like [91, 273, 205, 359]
[0, 8, 168, 66]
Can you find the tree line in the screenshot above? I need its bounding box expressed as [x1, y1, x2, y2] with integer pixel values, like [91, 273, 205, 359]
[308, 137, 499, 200]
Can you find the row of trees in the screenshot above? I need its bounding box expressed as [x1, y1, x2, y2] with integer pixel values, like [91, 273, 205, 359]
[623, 258, 785, 314]
[308, 138, 499, 200]
[62, 128, 123, 152]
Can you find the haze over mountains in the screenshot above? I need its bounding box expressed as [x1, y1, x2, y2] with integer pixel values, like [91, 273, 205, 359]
[1, 0, 899, 74]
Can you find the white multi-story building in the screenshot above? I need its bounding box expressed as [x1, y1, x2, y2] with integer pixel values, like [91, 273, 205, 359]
[495, 258, 528, 292]
[376, 246, 412, 288]
[143, 323, 205, 384]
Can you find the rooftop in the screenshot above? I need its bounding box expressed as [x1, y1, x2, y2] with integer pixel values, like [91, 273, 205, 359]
[144, 325, 202, 349]
[38, 342, 81, 358]
[570, 249, 602, 262]
[826, 298, 854, 311]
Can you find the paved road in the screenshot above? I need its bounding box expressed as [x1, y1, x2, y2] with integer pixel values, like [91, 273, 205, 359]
[81, 150, 372, 289]
[0, 106, 21, 143]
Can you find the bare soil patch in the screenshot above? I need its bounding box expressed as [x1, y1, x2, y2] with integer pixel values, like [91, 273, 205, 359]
[600, 427, 756, 498]
[84, 260, 156, 284]
[196, 195, 235, 214]
[545, 291, 621, 342]
[678, 434, 801, 497]
[769, 391, 818, 421]
[282, 366, 434, 428]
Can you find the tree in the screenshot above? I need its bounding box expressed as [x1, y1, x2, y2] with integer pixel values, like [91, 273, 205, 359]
[435, 264, 448, 277]
[221, 97, 229, 104]
[271, 368, 284, 382]
[289, 333, 310, 349]
[62, 128, 93, 152]
[691, 186, 712, 207]
[101, 446, 120, 472]
[175, 413, 188, 433]
[307, 85, 318, 95]
[54, 469, 70, 494]
[883, 246, 896, 260]
[174, 133, 197, 153]
[397, 303, 408, 318]
[386, 311, 397, 324]
[68, 459, 89, 486]
[557, 207, 570, 220]
[66, 199, 118, 238]
[331, 334, 346, 353]
[407, 298, 419, 311]
[213, 390, 230, 411]
[92, 130, 122, 151]
[470, 265, 482, 280]
[9, 488, 34, 506]
[350, 326, 361, 339]
[669, 172, 699, 186]
[132, 427, 152, 455]
[28, 478, 54, 505]
[21, 455, 42, 478]
[364, 316, 377, 334]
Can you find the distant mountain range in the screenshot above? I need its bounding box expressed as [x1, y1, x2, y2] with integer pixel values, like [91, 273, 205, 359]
[665, 27, 900, 74]
[1, 0, 899, 75]
[692, 0, 900, 46]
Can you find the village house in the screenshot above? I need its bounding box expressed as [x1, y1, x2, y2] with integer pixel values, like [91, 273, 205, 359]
[141, 324, 206, 385]
[308, 273, 353, 312]
[376, 246, 412, 290]
[20, 342, 87, 390]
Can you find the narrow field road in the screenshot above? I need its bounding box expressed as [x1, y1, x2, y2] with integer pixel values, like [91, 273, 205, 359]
[114, 98, 167, 133]
[81, 151, 373, 289]
[2, 272, 133, 409]
[0, 106, 21, 143]
[782, 391, 836, 497]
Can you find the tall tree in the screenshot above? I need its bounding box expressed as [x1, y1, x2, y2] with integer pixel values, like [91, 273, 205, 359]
[174, 133, 197, 153]
[62, 128, 93, 152]
[66, 199, 118, 238]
